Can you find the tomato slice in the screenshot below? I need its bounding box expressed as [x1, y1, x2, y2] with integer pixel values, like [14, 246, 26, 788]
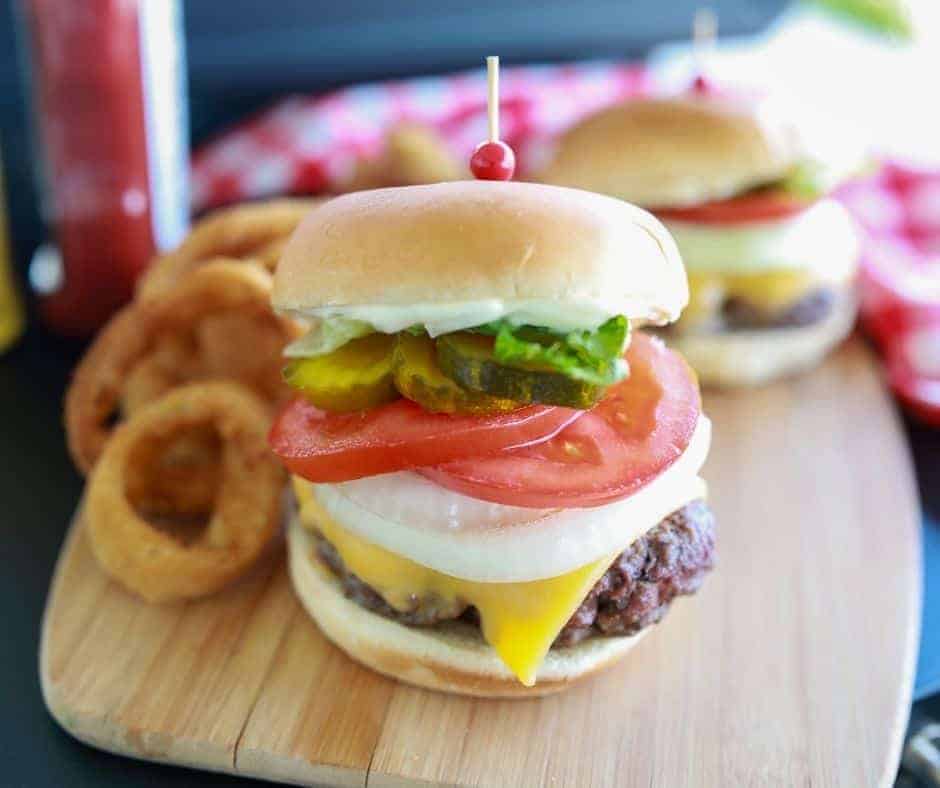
[654, 188, 813, 224]
[269, 398, 582, 483]
[420, 333, 701, 508]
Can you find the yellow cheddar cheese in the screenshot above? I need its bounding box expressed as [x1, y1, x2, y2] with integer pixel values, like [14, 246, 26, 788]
[293, 477, 614, 686]
[679, 269, 822, 330]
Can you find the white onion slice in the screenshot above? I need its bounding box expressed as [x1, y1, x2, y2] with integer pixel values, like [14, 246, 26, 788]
[311, 416, 711, 582]
[664, 199, 859, 278]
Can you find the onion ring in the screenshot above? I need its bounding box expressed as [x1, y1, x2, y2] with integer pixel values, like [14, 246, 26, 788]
[137, 198, 322, 300]
[192, 310, 296, 404]
[86, 382, 285, 603]
[65, 304, 151, 473]
[141, 259, 303, 404]
[253, 235, 290, 273]
[124, 425, 222, 517]
[65, 259, 301, 473]
[122, 335, 203, 416]
[121, 337, 222, 515]
[339, 124, 463, 193]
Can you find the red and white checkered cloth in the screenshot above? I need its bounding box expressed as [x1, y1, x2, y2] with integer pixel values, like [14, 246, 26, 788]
[191, 63, 649, 209]
[839, 165, 940, 424]
[191, 63, 940, 425]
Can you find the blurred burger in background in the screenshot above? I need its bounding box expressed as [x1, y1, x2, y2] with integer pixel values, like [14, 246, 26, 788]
[539, 87, 865, 386]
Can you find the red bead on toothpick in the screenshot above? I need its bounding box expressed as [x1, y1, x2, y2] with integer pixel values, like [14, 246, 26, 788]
[691, 73, 716, 94]
[470, 56, 516, 181]
[471, 140, 515, 181]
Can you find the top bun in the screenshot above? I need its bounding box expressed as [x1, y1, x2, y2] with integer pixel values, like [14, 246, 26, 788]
[539, 94, 804, 208]
[273, 181, 688, 327]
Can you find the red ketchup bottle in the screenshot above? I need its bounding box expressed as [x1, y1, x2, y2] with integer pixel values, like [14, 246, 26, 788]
[18, 0, 189, 336]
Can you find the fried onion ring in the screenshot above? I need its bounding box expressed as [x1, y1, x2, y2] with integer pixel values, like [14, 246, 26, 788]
[137, 198, 322, 300]
[142, 259, 302, 404]
[253, 236, 290, 273]
[122, 334, 203, 416]
[65, 259, 301, 473]
[86, 382, 285, 603]
[65, 304, 151, 473]
[121, 338, 222, 515]
[124, 425, 222, 517]
[338, 124, 464, 193]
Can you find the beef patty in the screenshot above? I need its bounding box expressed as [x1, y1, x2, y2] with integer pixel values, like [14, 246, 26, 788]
[662, 287, 836, 337]
[722, 287, 835, 330]
[313, 499, 716, 648]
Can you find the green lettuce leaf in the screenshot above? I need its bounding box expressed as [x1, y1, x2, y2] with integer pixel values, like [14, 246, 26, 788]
[283, 317, 373, 358]
[777, 156, 878, 201]
[776, 160, 832, 201]
[474, 316, 630, 386]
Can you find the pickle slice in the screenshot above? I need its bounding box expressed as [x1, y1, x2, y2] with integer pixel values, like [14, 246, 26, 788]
[393, 333, 519, 414]
[283, 333, 398, 412]
[437, 332, 605, 409]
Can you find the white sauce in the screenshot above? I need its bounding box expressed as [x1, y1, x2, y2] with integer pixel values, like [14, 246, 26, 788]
[292, 299, 621, 337]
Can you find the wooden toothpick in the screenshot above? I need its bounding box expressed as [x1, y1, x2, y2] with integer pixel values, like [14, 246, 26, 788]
[470, 55, 516, 180]
[487, 55, 500, 143]
[693, 8, 717, 78]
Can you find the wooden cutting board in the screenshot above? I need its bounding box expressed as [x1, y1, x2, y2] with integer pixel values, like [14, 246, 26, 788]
[40, 337, 921, 787]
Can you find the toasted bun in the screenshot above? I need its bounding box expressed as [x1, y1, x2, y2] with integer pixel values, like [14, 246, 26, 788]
[539, 96, 803, 208]
[273, 181, 688, 325]
[287, 518, 645, 698]
[672, 291, 857, 386]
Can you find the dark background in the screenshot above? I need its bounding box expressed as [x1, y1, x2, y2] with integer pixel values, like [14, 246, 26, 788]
[2, 2, 937, 786]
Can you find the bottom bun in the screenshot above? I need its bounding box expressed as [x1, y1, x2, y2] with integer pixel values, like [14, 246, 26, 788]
[670, 291, 857, 387]
[287, 518, 646, 698]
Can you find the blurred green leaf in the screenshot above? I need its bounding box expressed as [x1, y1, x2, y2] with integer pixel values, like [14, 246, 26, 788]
[803, 0, 913, 38]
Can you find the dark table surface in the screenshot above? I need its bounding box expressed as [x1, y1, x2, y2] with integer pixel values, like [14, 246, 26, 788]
[1, 316, 938, 787]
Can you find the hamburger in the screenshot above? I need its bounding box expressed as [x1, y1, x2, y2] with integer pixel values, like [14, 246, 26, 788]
[269, 181, 715, 697]
[540, 90, 863, 386]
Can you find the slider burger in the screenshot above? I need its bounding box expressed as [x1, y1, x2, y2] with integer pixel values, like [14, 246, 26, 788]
[269, 181, 715, 696]
[540, 89, 862, 385]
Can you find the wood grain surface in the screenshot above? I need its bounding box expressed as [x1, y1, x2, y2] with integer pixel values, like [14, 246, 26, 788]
[40, 338, 922, 787]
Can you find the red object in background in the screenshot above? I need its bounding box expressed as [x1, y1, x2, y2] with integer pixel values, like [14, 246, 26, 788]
[18, 0, 189, 337]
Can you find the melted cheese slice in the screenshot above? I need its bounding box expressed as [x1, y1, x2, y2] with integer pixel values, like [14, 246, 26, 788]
[294, 479, 614, 686]
[678, 269, 824, 329]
